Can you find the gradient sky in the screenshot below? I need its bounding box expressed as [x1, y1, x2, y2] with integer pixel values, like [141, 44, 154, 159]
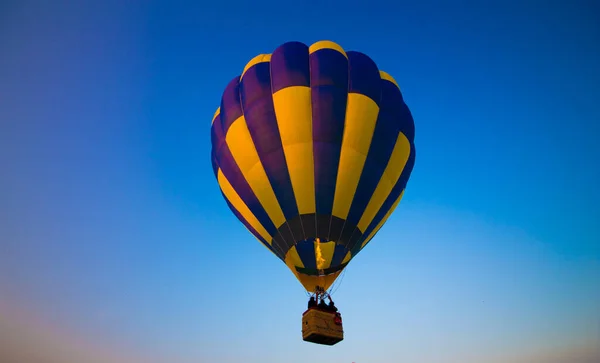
[1, 1, 599, 362]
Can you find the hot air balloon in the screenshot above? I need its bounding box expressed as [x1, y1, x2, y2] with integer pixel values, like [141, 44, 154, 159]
[210, 40, 416, 345]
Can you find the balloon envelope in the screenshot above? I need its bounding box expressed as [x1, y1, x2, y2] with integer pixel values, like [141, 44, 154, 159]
[210, 40, 416, 292]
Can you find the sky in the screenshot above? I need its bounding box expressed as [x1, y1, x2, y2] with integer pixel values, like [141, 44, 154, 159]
[1, 0, 599, 362]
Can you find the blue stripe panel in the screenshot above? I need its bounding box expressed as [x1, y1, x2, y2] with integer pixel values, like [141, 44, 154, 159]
[350, 237, 364, 257]
[352, 144, 416, 253]
[214, 141, 278, 238]
[347, 228, 363, 253]
[210, 115, 223, 147]
[329, 243, 350, 267]
[344, 76, 406, 229]
[211, 111, 226, 158]
[222, 194, 282, 259]
[210, 152, 219, 177]
[381, 79, 415, 142]
[214, 77, 280, 238]
[271, 41, 310, 92]
[210, 113, 224, 178]
[239, 62, 300, 226]
[347, 51, 381, 103]
[310, 48, 348, 227]
[220, 78, 243, 134]
[295, 239, 317, 270]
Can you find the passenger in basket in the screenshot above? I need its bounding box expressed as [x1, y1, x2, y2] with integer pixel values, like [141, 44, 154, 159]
[327, 298, 338, 312]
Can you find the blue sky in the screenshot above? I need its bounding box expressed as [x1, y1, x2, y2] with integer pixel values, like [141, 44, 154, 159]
[1, 1, 599, 362]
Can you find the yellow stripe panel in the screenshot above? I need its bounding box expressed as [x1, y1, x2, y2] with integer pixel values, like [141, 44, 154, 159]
[309, 40, 347, 58]
[341, 251, 352, 265]
[332, 93, 379, 219]
[241, 54, 272, 79]
[225, 116, 286, 228]
[357, 133, 411, 232]
[272, 86, 316, 214]
[284, 252, 302, 287]
[314, 241, 336, 269]
[360, 190, 405, 249]
[217, 169, 272, 244]
[294, 270, 343, 293]
[211, 108, 220, 124]
[380, 70, 400, 89]
[284, 246, 305, 269]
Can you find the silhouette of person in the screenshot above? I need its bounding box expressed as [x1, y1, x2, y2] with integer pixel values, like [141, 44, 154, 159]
[328, 299, 338, 312]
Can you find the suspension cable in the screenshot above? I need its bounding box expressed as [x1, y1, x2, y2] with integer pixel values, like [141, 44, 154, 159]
[329, 269, 347, 296]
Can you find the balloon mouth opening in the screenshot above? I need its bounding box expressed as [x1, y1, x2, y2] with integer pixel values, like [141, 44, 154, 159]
[295, 262, 349, 277]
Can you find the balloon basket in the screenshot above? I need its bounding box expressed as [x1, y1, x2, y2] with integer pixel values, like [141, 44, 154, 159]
[301, 308, 344, 345]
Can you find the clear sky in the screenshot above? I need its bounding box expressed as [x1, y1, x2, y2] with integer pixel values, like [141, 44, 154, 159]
[1, 1, 599, 362]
